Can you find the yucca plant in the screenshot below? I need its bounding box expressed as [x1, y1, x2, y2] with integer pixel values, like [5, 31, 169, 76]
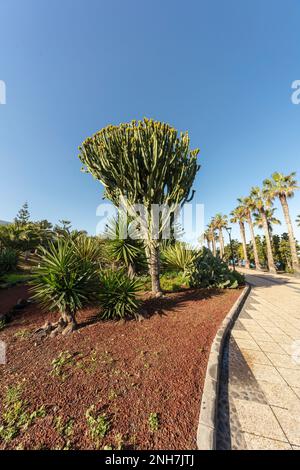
[73, 235, 104, 267]
[98, 270, 142, 320]
[30, 238, 101, 335]
[161, 242, 196, 276]
[106, 216, 145, 278]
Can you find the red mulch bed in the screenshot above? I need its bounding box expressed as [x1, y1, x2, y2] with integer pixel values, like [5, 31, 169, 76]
[0, 285, 30, 316]
[0, 286, 241, 450]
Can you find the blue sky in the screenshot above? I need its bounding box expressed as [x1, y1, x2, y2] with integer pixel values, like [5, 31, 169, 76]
[0, 0, 300, 243]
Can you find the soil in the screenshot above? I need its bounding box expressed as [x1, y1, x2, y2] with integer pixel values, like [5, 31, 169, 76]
[0, 284, 29, 316]
[0, 285, 241, 450]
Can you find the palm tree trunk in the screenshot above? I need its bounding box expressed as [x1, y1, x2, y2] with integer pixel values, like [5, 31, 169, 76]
[211, 234, 216, 256]
[239, 221, 250, 268]
[280, 195, 300, 274]
[219, 229, 224, 258]
[261, 210, 276, 274]
[247, 213, 261, 270]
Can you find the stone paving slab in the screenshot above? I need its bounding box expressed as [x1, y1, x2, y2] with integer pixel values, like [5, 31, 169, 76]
[216, 270, 300, 450]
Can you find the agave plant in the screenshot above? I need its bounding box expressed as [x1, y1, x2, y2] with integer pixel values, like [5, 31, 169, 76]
[30, 238, 101, 335]
[98, 270, 142, 320]
[161, 242, 196, 276]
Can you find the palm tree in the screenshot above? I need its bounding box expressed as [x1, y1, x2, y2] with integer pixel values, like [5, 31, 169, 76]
[238, 197, 262, 271]
[212, 213, 228, 258]
[249, 187, 276, 273]
[263, 172, 300, 274]
[230, 206, 250, 268]
[297, 215, 300, 227]
[207, 221, 217, 256]
[253, 207, 281, 238]
[203, 229, 213, 251]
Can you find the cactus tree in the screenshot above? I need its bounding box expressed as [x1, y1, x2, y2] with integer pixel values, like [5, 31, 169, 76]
[78, 118, 200, 296]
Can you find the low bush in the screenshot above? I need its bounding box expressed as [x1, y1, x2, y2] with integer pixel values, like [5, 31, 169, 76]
[99, 270, 142, 320]
[0, 248, 18, 276]
[186, 247, 245, 289]
[159, 271, 187, 291]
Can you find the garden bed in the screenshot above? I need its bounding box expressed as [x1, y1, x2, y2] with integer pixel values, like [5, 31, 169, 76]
[0, 287, 242, 450]
[0, 284, 29, 316]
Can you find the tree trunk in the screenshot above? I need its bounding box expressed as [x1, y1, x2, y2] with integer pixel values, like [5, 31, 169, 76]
[239, 221, 250, 269]
[35, 308, 77, 338]
[61, 308, 77, 334]
[212, 235, 216, 256]
[148, 241, 162, 297]
[247, 213, 261, 270]
[127, 263, 136, 279]
[280, 195, 300, 274]
[261, 209, 276, 274]
[219, 229, 224, 258]
[207, 239, 211, 251]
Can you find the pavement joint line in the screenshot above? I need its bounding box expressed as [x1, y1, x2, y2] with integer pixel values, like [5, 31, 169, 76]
[269, 405, 293, 446]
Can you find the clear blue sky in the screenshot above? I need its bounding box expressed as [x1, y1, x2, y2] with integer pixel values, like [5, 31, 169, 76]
[1, 0, 300, 242]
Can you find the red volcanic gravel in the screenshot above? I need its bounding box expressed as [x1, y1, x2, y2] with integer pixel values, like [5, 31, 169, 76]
[0, 284, 30, 316]
[0, 287, 241, 450]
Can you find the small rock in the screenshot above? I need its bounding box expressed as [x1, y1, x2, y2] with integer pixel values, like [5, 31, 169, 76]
[14, 299, 28, 310]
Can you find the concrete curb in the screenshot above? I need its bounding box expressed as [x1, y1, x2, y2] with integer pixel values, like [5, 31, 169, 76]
[196, 284, 251, 450]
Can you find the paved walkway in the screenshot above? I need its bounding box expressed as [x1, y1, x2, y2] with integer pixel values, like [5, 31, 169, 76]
[216, 269, 300, 450]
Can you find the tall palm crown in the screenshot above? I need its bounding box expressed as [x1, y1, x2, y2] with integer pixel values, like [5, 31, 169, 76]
[213, 213, 228, 230]
[207, 220, 218, 238]
[204, 228, 213, 243]
[263, 172, 299, 201]
[230, 206, 247, 224]
[238, 196, 256, 217]
[253, 208, 281, 233]
[249, 186, 273, 212]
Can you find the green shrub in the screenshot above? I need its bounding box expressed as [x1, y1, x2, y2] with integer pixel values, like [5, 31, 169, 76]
[186, 248, 245, 289]
[0, 273, 31, 286]
[161, 242, 196, 275]
[0, 248, 18, 276]
[99, 270, 142, 320]
[159, 271, 187, 291]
